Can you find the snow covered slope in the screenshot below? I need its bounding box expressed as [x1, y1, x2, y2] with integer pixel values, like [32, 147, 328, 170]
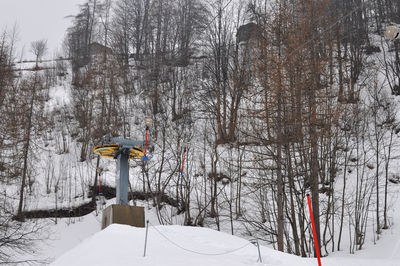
[50, 223, 400, 266]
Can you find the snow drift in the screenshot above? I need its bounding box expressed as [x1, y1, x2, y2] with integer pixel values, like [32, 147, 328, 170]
[49, 224, 399, 266]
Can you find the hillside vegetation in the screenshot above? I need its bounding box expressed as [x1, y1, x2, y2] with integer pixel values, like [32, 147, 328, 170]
[1, 0, 400, 264]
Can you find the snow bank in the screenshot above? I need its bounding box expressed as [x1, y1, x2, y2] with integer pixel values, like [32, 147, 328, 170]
[49, 223, 400, 266]
[50, 224, 305, 266]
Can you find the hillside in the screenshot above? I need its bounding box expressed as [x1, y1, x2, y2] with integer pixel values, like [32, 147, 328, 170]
[1, 0, 400, 265]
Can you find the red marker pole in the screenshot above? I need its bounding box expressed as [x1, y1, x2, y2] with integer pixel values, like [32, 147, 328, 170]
[143, 118, 152, 161]
[181, 149, 186, 176]
[307, 194, 322, 266]
[144, 127, 149, 157]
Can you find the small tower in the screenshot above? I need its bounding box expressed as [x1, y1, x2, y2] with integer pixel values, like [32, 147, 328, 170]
[94, 128, 152, 229]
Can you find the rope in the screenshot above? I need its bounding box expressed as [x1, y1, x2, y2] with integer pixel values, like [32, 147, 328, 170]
[91, 211, 102, 224]
[149, 222, 252, 256]
[204, 0, 235, 31]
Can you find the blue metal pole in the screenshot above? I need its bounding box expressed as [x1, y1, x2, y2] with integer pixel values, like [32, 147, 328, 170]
[116, 149, 129, 205]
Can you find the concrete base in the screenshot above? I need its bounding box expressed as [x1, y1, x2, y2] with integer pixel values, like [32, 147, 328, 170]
[101, 204, 145, 230]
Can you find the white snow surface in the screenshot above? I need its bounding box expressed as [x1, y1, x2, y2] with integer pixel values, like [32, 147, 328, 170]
[49, 221, 400, 266]
[46, 84, 71, 112]
[50, 223, 307, 266]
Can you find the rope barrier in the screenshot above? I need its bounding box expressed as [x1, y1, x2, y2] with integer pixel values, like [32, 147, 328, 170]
[148, 222, 252, 256]
[91, 211, 102, 224]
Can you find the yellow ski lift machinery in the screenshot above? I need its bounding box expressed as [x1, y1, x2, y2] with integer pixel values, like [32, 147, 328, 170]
[94, 143, 145, 159]
[93, 132, 153, 206]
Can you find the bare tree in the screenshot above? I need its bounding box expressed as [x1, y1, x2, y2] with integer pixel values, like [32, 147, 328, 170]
[30, 39, 48, 67]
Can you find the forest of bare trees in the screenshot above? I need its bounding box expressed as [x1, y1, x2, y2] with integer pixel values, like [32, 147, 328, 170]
[1, 0, 400, 263]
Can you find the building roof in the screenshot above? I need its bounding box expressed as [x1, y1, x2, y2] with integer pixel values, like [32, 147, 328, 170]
[237, 23, 260, 43]
[89, 42, 113, 55]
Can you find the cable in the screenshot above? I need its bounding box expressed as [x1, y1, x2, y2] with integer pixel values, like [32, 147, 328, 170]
[91, 211, 102, 224]
[205, 0, 235, 31]
[149, 222, 252, 256]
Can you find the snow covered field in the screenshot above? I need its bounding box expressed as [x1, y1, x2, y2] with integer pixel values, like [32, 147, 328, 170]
[30, 193, 400, 266]
[49, 222, 400, 266]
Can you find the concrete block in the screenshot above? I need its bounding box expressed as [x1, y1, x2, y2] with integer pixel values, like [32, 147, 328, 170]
[101, 204, 145, 229]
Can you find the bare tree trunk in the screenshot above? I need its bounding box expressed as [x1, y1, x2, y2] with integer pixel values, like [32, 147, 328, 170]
[338, 139, 349, 250]
[16, 74, 39, 220]
[375, 116, 381, 236]
[383, 128, 394, 229]
[286, 146, 300, 255]
[276, 69, 284, 252]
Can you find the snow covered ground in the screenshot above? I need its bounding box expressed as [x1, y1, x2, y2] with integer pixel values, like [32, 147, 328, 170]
[35, 196, 400, 266]
[49, 222, 400, 266]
